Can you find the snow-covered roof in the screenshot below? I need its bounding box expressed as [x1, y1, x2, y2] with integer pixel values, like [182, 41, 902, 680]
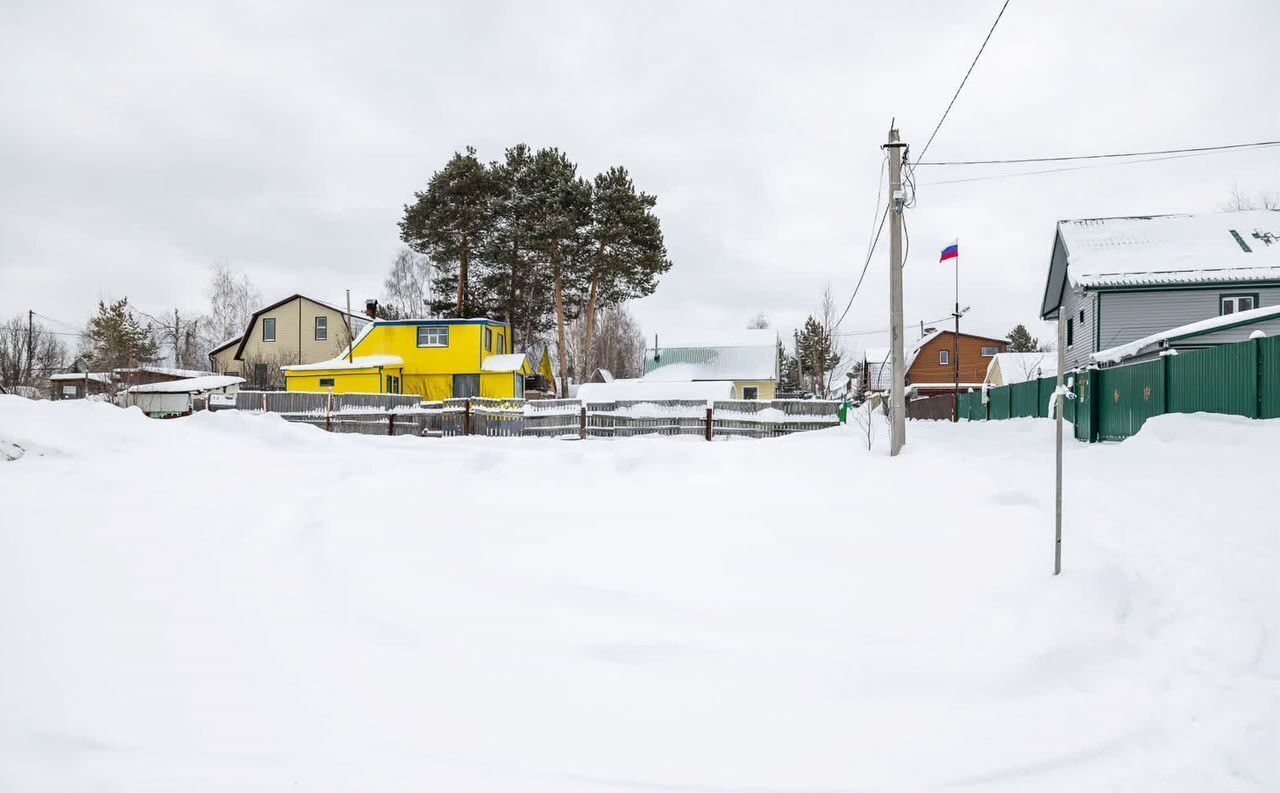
[209, 335, 242, 354]
[113, 366, 214, 379]
[577, 379, 736, 402]
[50, 372, 112, 384]
[985, 352, 1058, 385]
[1093, 304, 1280, 364]
[862, 331, 945, 391]
[1060, 210, 1280, 289]
[644, 329, 778, 381]
[282, 354, 404, 372]
[481, 353, 529, 373]
[127, 375, 244, 394]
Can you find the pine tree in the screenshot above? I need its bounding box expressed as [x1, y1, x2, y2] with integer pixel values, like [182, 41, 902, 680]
[399, 147, 498, 317]
[480, 144, 555, 349]
[1006, 323, 1040, 352]
[580, 166, 672, 373]
[796, 315, 840, 395]
[82, 298, 159, 371]
[519, 148, 592, 393]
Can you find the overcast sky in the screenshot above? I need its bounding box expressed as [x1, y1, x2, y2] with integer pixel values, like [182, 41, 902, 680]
[2, 0, 1276, 354]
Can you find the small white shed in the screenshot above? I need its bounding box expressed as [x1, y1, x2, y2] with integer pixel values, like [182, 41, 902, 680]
[120, 375, 244, 417]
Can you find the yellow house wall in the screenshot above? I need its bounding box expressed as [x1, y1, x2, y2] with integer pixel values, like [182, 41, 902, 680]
[349, 320, 512, 400]
[284, 366, 403, 394]
[733, 380, 777, 400]
[480, 372, 521, 399]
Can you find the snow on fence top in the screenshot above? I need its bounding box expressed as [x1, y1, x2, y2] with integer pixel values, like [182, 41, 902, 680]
[577, 379, 736, 402]
[1059, 209, 1280, 288]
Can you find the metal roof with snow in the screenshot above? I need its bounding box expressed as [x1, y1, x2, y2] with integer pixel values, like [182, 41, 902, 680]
[643, 329, 778, 381]
[1041, 210, 1280, 318]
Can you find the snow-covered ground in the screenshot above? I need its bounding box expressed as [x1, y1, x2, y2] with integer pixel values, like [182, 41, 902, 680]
[1, 396, 1276, 792]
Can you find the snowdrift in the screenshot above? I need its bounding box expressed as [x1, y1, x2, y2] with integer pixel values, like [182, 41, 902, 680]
[0, 396, 1276, 792]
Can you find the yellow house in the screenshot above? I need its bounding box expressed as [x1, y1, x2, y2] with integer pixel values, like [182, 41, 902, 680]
[283, 318, 529, 400]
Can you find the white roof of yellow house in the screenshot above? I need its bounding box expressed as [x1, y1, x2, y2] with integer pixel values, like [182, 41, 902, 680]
[282, 354, 404, 372]
[480, 353, 530, 373]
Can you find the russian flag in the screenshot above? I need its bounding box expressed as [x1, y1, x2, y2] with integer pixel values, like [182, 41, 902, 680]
[940, 240, 958, 263]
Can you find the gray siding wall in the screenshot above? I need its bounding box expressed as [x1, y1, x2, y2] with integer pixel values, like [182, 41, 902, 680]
[1097, 286, 1280, 353]
[1061, 284, 1099, 370]
[1184, 315, 1280, 345]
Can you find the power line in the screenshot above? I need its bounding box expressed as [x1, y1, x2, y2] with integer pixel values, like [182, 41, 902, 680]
[913, 0, 1013, 170]
[833, 204, 890, 331]
[913, 139, 1280, 166]
[830, 151, 890, 333]
[918, 148, 1252, 186]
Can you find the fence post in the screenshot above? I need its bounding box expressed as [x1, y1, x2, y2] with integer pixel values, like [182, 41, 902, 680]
[325, 390, 332, 433]
[261, 392, 268, 413]
[463, 399, 472, 436]
[388, 413, 396, 436]
[1254, 337, 1264, 419]
[704, 404, 713, 441]
[578, 405, 587, 440]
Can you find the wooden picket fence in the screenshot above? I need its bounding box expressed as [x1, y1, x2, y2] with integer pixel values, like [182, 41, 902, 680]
[233, 392, 842, 440]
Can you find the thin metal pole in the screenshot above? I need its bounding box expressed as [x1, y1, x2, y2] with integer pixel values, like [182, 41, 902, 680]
[345, 290, 354, 363]
[1055, 308, 1065, 575]
[953, 245, 960, 422]
[886, 128, 907, 456]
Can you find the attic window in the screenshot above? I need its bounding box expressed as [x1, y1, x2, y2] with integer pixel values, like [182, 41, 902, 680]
[939, 349, 950, 366]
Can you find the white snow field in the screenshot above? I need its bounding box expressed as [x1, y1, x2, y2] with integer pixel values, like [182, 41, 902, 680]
[0, 396, 1276, 792]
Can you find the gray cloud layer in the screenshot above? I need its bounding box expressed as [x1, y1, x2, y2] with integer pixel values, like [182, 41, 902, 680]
[2, 0, 1276, 350]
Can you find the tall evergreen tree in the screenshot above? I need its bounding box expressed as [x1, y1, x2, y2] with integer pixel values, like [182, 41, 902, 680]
[796, 315, 840, 395]
[519, 148, 592, 393]
[82, 298, 158, 371]
[480, 144, 555, 349]
[580, 166, 671, 373]
[1005, 323, 1041, 352]
[399, 147, 498, 317]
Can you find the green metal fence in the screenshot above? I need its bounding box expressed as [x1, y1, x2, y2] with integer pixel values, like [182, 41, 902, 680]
[1259, 336, 1280, 420]
[1097, 360, 1165, 441]
[964, 336, 1280, 441]
[1165, 342, 1257, 418]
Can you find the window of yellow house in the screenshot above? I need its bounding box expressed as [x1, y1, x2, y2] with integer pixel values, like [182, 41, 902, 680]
[319, 378, 335, 388]
[417, 326, 448, 347]
[485, 327, 492, 352]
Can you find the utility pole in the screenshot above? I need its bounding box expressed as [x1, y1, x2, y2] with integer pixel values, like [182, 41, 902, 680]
[1054, 306, 1066, 575]
[884, 127, 907, 456]
[26, 309, 34, 385]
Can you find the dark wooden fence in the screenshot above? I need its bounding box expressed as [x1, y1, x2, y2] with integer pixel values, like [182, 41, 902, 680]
[905, 393, 957, 421]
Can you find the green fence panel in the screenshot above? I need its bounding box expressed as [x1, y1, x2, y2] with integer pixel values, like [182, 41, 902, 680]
[1260, 337, 1280, 419]
[1037, 376, 1055, 418]
[989, 385, 1012, 420]
[958, 391, 980, 421]
[1166, 343, 1258, 417]
[1010, 380, 1039, 417]
[1098, 360, 1165, 441]
[971, 391, 988, 421]
[1072, 369, 1097, 442]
